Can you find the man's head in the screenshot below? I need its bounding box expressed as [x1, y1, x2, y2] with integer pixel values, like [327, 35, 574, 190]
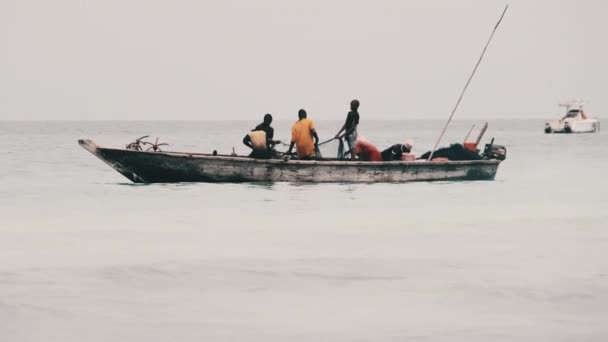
[403, 140, 414, 153]
[298, 109, 307, 119]
[350, 99, 360, 111]
[263, 113, 273, 125]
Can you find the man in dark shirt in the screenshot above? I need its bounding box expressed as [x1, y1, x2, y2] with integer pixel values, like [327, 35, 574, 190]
[256, 114, 275, 145]
[381, 143, 412, 161]
[242, 113, 279, 158]
[334, 99, 360, 159]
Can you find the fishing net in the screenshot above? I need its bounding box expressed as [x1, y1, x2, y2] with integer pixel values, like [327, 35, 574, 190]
[318, 138, 345, 160]
[419, 144, 482, 161]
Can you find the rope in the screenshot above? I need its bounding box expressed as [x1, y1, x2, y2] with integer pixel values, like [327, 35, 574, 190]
[427, 4, 509, 161]
[277, 137, 337, 147]
[318, 137, 338, 146]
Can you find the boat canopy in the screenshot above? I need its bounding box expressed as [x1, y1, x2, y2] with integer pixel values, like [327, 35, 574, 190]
[559, 100, 585, 111]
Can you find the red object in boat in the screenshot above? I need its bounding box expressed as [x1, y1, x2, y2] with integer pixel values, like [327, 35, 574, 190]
[355, 139, 382, 161]
[402, 153, 416, 161]
[463, 142, 479, 152]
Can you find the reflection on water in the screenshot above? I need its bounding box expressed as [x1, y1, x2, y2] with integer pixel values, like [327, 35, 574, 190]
[246, 182, 276, 191]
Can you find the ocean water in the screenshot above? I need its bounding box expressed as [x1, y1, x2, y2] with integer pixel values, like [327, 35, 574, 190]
[1, 119, 607, 341]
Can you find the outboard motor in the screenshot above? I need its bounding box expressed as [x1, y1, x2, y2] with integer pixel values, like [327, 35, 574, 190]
[483, 138, 507, 160]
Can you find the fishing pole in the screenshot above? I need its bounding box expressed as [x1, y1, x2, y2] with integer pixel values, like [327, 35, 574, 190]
[463, 124, 476, 144]
[317, 137, 337, 146]
[277, 137, 336, 147]
[427, 4, 509, 161]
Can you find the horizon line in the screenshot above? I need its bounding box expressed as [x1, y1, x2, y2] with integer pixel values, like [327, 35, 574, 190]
[0, 117, 559, 122]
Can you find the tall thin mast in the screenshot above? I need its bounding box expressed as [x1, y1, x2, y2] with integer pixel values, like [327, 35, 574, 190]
[428, 4, 509, 161]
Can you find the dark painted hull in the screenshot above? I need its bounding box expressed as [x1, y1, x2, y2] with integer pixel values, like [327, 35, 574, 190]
[79, 139, 502, 183]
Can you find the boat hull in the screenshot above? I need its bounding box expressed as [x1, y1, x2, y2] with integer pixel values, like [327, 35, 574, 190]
[79, 140, 502, 183]
[545, 118, 600, 134]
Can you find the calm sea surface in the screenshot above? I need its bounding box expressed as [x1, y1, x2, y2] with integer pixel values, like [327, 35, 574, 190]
[1, 120, 607, 341]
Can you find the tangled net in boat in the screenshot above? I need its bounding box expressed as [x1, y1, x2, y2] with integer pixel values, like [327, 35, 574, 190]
[125, 136, 169, 152]
[419, 144, 482, 161]
[125, 135, 149, 151]
[142, 137, 169, 152]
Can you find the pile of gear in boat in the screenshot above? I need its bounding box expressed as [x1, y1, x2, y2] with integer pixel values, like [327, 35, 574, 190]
[242, 99, 506, 161]
[125, 136, 169, 152]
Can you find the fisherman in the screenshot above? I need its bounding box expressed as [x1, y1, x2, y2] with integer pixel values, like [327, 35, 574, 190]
[355, 137, 382, 161]
[381, 141, 414, 161]
[334, 99, 360, 159]
[242, 113, 279, 159]
[286, 109, 319, 160]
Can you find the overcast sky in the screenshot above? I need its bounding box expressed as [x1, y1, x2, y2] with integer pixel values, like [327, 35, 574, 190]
[0, 0, 606, 120]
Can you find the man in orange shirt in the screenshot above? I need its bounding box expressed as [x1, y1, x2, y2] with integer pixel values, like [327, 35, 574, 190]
[286, 109, 320, 160]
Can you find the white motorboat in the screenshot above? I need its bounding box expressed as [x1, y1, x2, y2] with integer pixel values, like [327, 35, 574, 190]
[545, 101, 600, 133]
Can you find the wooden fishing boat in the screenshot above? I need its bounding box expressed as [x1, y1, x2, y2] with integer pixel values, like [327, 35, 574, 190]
[76, 7, 510, 185]
[79, 139, 502, 183]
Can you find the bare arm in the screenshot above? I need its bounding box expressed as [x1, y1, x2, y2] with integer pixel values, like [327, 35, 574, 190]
[267, 127, 279, 148]
[242, 135, 252, 149]
[312, 129, 319, 145]
[286, 141, 295, 155]
[335, 123, 346, 138]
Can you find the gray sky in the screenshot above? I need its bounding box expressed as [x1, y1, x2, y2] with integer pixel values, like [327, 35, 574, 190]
[1, 0, 606, 120]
